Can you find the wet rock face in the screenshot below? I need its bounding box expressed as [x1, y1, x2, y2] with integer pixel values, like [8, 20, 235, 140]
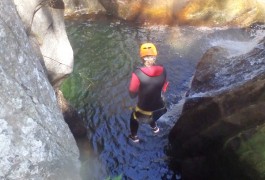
[189, 44, 265, 96]
[168, 38, 265, 179]
[0, 0, 80, 179]
[14, 0, 74, 88]
[64, 0, 265, 26]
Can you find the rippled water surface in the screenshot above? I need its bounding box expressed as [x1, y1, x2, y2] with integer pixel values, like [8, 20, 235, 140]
[61, 16, 259, 180]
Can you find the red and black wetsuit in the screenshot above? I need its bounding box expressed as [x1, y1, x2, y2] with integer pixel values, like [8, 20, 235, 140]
[129, 65, 168, 110]
[129, 65, 168, 136]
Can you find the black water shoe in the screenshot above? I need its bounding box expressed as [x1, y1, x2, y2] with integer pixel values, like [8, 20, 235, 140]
[129, 135, 140, 143]
[152, 126, 160, 133]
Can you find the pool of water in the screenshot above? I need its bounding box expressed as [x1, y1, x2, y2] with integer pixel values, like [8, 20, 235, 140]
[61, 16, 256, 180]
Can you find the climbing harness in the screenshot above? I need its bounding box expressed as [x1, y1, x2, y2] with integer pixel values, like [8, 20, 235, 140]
[132, 105, 167, 124]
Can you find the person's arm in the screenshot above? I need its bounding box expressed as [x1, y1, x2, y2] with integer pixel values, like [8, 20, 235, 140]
[162, 81, 169, 92]
[162, 67, 169, 92]
[129, 73, 140, 98]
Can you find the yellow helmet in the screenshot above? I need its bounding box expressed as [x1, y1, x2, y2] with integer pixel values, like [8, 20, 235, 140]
[139, 43, 158, 58]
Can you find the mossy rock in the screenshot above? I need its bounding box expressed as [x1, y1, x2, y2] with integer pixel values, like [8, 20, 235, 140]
[224, 125, 265, 180]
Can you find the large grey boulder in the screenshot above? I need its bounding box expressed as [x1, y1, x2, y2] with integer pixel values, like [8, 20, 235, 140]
[14, 0, 87, 138]
[168, 38, 265, 179]
[0, 0, 80, 179]
[14, 0, 74, 88]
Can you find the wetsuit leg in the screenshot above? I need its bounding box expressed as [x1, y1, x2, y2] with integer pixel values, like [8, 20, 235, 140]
[150, 121, 157, 129]
[130, 112, 139, 136]
[152, 107, 167, 121]
[150, 107, 167, 128]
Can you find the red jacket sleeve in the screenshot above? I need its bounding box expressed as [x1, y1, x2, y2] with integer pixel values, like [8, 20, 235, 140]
[129, 73, 140, 98]
[162, 81, 169, 92]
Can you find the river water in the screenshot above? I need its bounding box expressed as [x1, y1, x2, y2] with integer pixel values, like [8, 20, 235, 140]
[61, 15, 262, 180]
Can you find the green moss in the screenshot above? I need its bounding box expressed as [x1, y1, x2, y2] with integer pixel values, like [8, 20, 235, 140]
[105, 174, 122, 180]
[235, 126, 265, 179]
[219, 125, 265, 180]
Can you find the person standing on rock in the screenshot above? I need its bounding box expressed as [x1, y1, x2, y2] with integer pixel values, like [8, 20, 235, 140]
[128, 42, 169, 143]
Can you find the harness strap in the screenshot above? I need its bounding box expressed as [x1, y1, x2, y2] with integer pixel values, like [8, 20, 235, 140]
[133, 106, 152, 120]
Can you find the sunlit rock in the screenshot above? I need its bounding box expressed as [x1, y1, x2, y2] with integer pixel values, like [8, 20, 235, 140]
[175, 0, 265, 26]
[66, 0, 180, 24]
[13, 0, 86, 139]
[64, 0, 105, 16]
[98, 0, 142, 21]
[64, 0, 265, 26]
[168, 37, 265, 179]
[0, 0, 80, 179]
[14, 0, 74, 88]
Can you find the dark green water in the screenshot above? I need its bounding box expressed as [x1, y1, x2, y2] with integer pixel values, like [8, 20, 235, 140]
[61, 16, 254, 180]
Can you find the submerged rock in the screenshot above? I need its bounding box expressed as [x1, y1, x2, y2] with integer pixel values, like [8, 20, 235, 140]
[168, 37, 265, 179]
